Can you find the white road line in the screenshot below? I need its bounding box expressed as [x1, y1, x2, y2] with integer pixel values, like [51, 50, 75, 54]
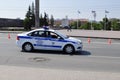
[89, 55, 120, 59]
[83, 42, 120, 45]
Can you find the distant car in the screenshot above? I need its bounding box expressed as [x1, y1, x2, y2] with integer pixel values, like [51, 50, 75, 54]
[16, 28, 83, 54]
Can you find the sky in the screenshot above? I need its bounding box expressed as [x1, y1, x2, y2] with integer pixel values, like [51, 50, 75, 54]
[0, 0, 120, 21]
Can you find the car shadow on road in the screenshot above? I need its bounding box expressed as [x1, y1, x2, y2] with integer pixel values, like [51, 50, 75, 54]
[75, 50, 91, 56]
[21, 50, 91, 56]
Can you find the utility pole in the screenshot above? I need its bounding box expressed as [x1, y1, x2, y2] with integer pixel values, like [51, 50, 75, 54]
[92, 11, 96, 22]
[91, 11, 96, 30]
[104, 10, 109, 30]
[35, 0, 39, 28]
[77, 10, 80, 29]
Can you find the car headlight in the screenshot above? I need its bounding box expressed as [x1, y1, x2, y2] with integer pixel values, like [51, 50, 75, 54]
[77, 41, 82, 45]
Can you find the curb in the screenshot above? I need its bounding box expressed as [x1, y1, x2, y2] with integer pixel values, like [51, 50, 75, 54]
[68, 35, 120, 40]
[0, 31, 120, 40]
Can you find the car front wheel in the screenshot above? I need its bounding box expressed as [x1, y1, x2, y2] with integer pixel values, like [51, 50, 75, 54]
[63, 44, 75, 54]
[22, 43, 33, 52]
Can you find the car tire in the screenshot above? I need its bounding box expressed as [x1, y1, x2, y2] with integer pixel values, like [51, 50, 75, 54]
[63, 44, 75, 54]
[22, 43, 33, 52]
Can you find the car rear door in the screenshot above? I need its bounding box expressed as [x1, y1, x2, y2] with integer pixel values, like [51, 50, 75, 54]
[29, 30, 51, 50]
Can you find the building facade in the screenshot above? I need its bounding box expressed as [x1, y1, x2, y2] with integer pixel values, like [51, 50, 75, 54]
[0, 18, 23, 27]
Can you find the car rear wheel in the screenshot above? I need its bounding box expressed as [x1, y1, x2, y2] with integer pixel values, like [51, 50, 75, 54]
[22, 43, 33, 52]
[63, 44, 75, 54]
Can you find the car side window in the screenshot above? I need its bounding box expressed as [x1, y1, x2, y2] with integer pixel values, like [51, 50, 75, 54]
[27, 31, 38, 37]
[48, 32, 62, 39]
[32, 31, 39, 37]
[38, 31, 46, 37]
[28, 31, 46, 37]
[51, 32, 58, 38]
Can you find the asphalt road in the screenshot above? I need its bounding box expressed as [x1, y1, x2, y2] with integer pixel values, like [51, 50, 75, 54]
[0, 33, 120, 73]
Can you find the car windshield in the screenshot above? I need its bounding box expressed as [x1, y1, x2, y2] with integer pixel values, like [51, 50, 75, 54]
[54, 31, 69, 39]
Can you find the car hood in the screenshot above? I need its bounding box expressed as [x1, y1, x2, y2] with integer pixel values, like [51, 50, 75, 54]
[66, 37, 82, 42]
[17, 32, 27, 36]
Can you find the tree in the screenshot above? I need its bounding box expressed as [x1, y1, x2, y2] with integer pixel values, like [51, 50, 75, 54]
[23, 2, 36, 30]
[93, 22, 102, 30]
[24, 6, 32, 30]
[99, 21, 104, 30]
[77, 20, 81, 29]
[111, 19, 120, 30]
[39, 14, 44, 27]
[31, 2, 35, 27]
[24, 18, 31, 30]
[50, 15, 54, 27]
[80, 22, 91, 30]
[43, 12, 49, 26]
[39, 13, 49, 27]
[70, 21, 77, 29]
[103, 17, 111, 30]
[24, 2, 53, 29]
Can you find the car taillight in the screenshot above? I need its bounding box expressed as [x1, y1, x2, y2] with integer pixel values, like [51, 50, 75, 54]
[16, 36, 19, 40]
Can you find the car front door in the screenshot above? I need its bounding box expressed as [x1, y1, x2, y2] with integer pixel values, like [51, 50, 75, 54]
[47, 31, 64, 50]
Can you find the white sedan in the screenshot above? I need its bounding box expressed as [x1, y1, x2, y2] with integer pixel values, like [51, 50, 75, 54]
[16, 28, 83, 54]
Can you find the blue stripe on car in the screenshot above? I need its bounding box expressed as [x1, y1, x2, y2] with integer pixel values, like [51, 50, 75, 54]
[34, 44, 62, 48]
[18, 36, 76, 44]
[18, 36, 32, 39]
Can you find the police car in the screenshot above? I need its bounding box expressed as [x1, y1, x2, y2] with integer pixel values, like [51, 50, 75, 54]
[16, 27, 83, 54]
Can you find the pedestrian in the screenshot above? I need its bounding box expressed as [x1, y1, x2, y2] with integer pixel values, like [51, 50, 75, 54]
[67, 26, 71, 32]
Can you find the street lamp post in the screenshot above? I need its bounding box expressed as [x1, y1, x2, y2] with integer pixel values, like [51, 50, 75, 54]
[77, 10, 80, 29]
[91, 11, 96, 30]
[104, 10, 109, 30]
[35, 0, 40, 28]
